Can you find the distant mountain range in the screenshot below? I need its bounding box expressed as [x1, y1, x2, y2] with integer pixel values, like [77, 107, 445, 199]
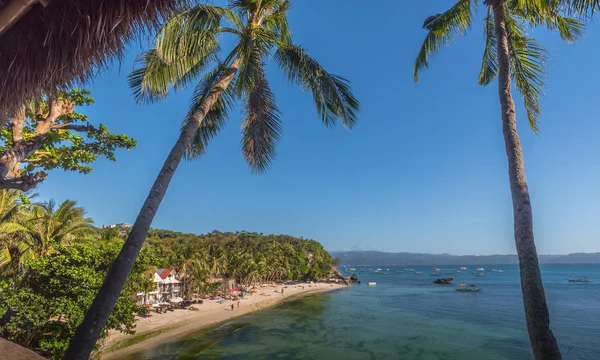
[330, 251, 600, 266]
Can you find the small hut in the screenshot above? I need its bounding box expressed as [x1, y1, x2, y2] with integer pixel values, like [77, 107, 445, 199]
[0, 0, 184, 122]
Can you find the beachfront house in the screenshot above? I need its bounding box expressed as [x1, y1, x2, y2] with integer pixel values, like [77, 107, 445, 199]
[137, 267, 181, 305]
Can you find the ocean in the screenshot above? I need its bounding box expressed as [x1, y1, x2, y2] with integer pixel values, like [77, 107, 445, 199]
[124, 264, 600, 359]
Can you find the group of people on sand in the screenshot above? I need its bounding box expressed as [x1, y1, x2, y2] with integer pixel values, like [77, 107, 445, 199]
[230, 300, 240, 311]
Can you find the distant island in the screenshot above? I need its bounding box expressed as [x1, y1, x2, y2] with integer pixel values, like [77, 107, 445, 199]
[330, 251, 600, 266]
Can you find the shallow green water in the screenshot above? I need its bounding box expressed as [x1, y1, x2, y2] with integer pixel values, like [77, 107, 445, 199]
[124, 264, 600, 359]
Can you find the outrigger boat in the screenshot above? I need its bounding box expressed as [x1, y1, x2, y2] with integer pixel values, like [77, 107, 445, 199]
[568, 276, 592, 283]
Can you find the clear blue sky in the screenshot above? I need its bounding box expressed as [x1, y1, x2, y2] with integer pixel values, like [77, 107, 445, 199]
[36, 0, 600, 255]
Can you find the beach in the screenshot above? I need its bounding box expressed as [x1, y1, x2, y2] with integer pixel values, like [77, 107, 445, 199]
[97, 282, 346, 359]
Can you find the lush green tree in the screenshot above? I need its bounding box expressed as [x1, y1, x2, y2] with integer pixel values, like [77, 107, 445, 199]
[413, 1, 582, 358]
[0, 243, 149, 359]
[0, 189, 34, 281]
[0, 198, 96, 282]
[69, 1, 359, 357]
[0, 89, 136, 191]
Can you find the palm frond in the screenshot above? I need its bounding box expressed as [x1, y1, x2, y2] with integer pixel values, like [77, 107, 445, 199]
[241, 64, 281, 173]
[414, 0, 472, 82]
[506, 15, 548, 133]
[235, 27, 278, 95]
[274, 44, 359, 129]
[183, 64, 236, 160]
[558, 0, 600, 16]
[155, 4, 242, 62]
[478, 7, 498, 85]
[262, 0, 292, 43]
[129, 48, 217, 104]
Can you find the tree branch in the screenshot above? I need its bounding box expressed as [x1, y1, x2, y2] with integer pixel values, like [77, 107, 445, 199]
[51, 123, 92, 132]
[0, 174, 43, 191]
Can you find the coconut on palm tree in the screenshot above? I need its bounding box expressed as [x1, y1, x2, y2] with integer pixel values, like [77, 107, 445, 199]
[413, 1, 582, 359]
[67, 1, 359, 357]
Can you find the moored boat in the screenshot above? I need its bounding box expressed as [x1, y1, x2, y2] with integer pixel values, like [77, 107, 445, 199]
[415, 271, 424, 275]
[476, 268, 485, 271]
[434, 278, 453, 284]
[367, 282, 376, 286]
[568, 276, 592, 283]
[474, 272, 486, 277]
[456, 284, 480, 292]
[459, 267, 467, 271]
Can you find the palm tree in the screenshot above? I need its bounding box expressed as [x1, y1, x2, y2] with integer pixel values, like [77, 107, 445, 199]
[0, 190, 33, 281]
[8, 199, 95, 256]
[413, 1, 582, 359]
[67, 1, 359, 357]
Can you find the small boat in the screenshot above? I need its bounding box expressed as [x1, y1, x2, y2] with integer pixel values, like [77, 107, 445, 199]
[456, 270, 465, 274]
[385, 268, 390, 271]
[367, 282, 377, 286]
[476, 268, 485, 271]
[458, 282, 468, 287]
[459, 267, 467, 271]
[491, 269, 504, 273]
[375, 268, 382, 272]
[395, 270, 405, 274]
[432, 268, 441, 272]
[434, 278, 453, 284]
[456, 284, 480, 292]
[568, 277, 592, 283]
[349, 268, 356, 271]
[474, 272, 486, 277]
[410, 269, 416, 272]
[415, 271, 424, 275]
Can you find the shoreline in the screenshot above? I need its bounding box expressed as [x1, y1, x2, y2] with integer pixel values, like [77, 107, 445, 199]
[97, 283, 346, 359]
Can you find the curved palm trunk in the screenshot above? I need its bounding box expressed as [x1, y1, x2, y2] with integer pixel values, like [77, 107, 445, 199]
[491, 4, 561, 359]
[64, 59, 240, 360]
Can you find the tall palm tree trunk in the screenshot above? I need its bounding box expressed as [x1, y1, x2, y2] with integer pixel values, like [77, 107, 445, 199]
[64, 59, 240, 360]
[491, 3, 561, 359]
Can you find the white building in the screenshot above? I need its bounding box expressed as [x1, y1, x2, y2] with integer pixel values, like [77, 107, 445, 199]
[137, 267, 181, 305]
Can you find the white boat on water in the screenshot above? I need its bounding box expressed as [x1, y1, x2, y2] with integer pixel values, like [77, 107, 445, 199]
[432, 268, 441, 272]
[568, 277, 592, 283]
[349, 268, 356, 271]
[415, 271, 424, 275]
[368, 282, 377, 286]
[491, 269, 503, 273]
[476, 268, 485, 271]
[459, 267, 467, 271]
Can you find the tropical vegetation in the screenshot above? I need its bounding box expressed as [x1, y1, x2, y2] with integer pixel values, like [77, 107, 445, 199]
[0, 190, 337, 359]
[68, 1, 359, 357]
[413, 1, 584, 359]
[0, 89, 136, 191]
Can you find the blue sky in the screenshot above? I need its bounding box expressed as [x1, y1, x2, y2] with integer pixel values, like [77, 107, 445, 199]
[36, 0, 600, 255]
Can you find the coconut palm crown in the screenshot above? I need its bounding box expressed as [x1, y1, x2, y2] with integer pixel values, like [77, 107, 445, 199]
[414, 0, 583, 132]
[129, 0, 359, 172]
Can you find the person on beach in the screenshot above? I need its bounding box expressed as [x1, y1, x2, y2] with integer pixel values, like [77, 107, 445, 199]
[237, 301, 240, 308]
[231, 304, 234, 311]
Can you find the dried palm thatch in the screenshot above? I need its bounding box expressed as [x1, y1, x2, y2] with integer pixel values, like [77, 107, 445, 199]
[0, 0, 186, 124]
[0, 338, 45, 360]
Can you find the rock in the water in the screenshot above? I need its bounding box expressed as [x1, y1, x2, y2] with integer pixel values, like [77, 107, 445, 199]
[350, 274, 358, 282]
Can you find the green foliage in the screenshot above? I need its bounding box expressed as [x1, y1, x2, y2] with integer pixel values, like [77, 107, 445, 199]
[0, 242, 152, 359]
[142, 229, 337, 291]
[413, 0, 583, 132]
[0, 89, 136, 181]
[129, 0, 359, 172]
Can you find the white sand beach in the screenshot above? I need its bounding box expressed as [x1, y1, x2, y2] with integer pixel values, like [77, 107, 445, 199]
[98, 282, 345, 359]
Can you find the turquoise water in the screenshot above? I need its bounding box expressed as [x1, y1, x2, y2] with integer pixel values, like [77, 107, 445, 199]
[125, 264, 600, 359]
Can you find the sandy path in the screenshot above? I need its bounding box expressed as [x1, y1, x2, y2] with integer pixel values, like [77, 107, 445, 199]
[97, 283, 345, 359]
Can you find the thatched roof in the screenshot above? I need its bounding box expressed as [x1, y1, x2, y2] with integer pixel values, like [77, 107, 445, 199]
[0, 0, 185, 119]
[0, 338, 45, 360]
